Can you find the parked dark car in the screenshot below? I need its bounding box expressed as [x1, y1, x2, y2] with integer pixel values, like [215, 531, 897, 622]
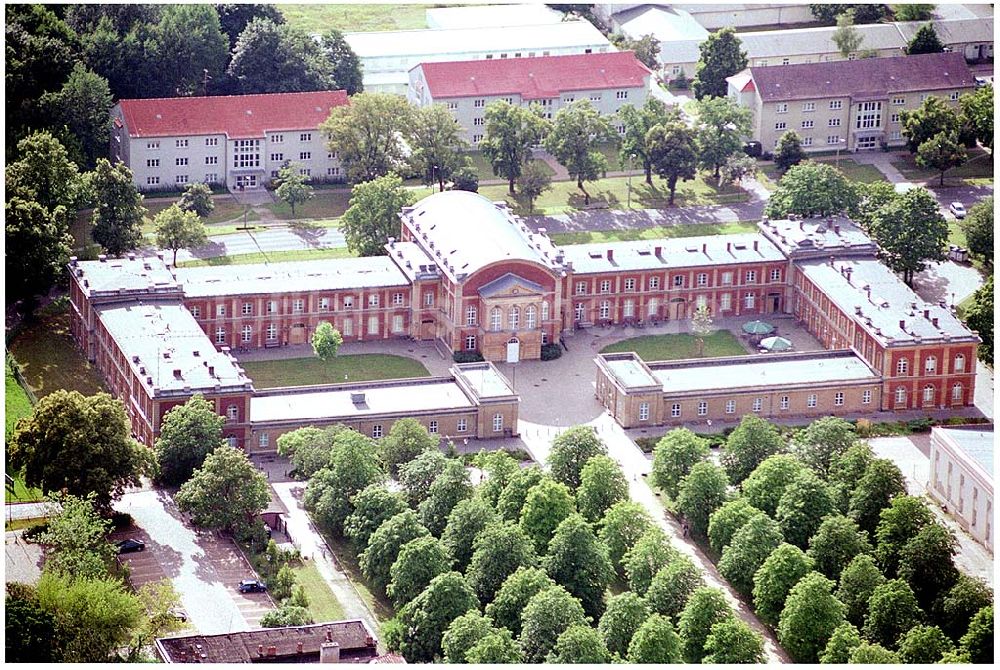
[117, 538, 146, 554]
[238, 579, 267, 593]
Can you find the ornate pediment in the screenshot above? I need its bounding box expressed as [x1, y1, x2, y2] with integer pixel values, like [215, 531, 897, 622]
[478, 273, 544, 298]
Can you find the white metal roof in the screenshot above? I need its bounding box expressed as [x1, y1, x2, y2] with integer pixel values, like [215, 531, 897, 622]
[758, 216, 879, 259]
[618, 5, 709, 42]
[935, 426, 994, 479]
[72, 255, 180, 298]
[425, 4, 564, 30]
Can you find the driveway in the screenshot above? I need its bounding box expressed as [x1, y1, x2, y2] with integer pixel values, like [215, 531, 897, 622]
[113, 490, 273, 634]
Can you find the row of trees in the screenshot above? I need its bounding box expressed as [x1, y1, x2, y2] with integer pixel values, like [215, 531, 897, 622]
[649, 414, 993, 663]
[286, 419, 765, 663]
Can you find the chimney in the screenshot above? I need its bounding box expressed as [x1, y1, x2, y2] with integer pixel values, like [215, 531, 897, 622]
[127, 252, 136, 261]
[932, 317, 939, 328]
[173, 368, 182, 378]
[844, 267, 852, 282]
[70, 256, 78, 266]
[899, 320, 906, 331]
[923, 309, 930, 320]
[829, 255, 835, 267]
[607, 249, 614, 261]
[208, 365, 215, 377]
[726, 242, 732, 254]
[326, 631, 333, 642]
[297, 642, 304, 655]
[258, 645, 265, 657]
[654, 246, 662, 257]
[753, 240, 758, 251]
[320, 642, 341, 664]
[702, 243, 707, 254]
[99, 254, 107, 262]
[833, 223, 840, 234]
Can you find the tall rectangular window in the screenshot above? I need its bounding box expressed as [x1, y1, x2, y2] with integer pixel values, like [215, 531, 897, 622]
[752, 398, 762, 412]
[807, 394, 817, 408]
[835, 392, 845, 406]
[457, 418, 467, 432]
[493, 413, 503, 432]
[671, 403, 681, 418]
[639, 402, 649, 421]
[780, 395, 789, 410]
[372, 424, 383, 439]
[725, 400, 736, 414]
[697, 401, 707, 416]
[862, 389, 872, 404]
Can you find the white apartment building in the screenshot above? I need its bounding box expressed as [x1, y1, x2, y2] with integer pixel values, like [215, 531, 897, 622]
[929, 425, 993, 553]
[111, 91, 349, 192]
[727, 52, 975, 152]
[409, 51, 652, 143]
[345, 21, 613, 95]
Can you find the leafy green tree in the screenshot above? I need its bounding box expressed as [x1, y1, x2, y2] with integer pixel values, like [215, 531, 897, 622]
[828, 442, 876, 508]
[917, 130, 966, 186]
[359, 510, 430, 596]
[519, 478, 576, 554]
[419, 459, 473, 536]
[519, 585, 587, 663]
[898, 624, 954, 663]
[441, 610, 495, 664]
[322, 92, 415, 182]
[961, 196, 993, 264]
[897, 523, 958, 608]
[546, 624, 612, 663]
[651, 427, 710, 500]
[215, 4, 284, 48]
[819, 621, 863, 663]
[778, 571, 846, 663]
[38, 494, 115, 579]
[849, 458, 906, 533]
[618, 98, 680, 184]
[765, 161, 858, 218]
[849, 180, 899, 231]
[678, 586, 734, 662]
[598, 500, 653, 577]
[451, 165, 479, 192]
[677, 461, 730, 538]
[465, 628, 523, 663]
[544, 513, 614, 620]
[900, 94, 962, 153]
[753, 543, 814, 626]
[274, 162, 314, 216]
[89, 158, 145, 256]
[39, 63, 113, 168]
[774, 131, 806, 172]
[874, 495, 934, 577]
[647, 120, 698, 205]
[35, 570, 144, 662]
[388, 536, 453, 608]
[835, 553, 885, 627]
[623, 526, 678, 595]
[959, 605, 993, 663]
[305, 430, 384, 534]
[722, 414, 785, 484]
[5, 131, 82, 224]
[893, 4, 936, 21]
[396, 571, 478, 663]
[612, 32, 661, 69]
[340, 173, 415, 256]
[704, 617, 766, 663]
[153, 394, 224, 486]
[598, 591, 649, 658]
[320, 28, 364, 94]
[720, 151, 758, 185]
[398, 449, 448, 507]
[964, 275, 993, 365]
[810, 3, 887, 22]
[467, 522, 538, 604]
[441, 497, 497, 571]
[793, 416, 858, 477]
[742, 454, 808, 517]
[153, 204, 208, 266]
[269, 563, 296, 600]
[516, 160, 552, 213]
[693, 27, 748, 100]
[708, 497, 767, 555]
[627, 613, 683, 663]
[227, 18, 333, 94]
[548, 425, 607, 490]
[850, 641, 901, 663]
[344, 484, 408, 550]
[474, 449, 520, 507]
[807, 514, 872, 579]
[832, 10, 864, 58]
[145, 4, 229, 97]
[960, 84, 993, 150]
[543, 100, 618, 204]
[863, 578, 924, 648]
[647, 554, 704, 620]
[177, 181, 214, 217]
[719, 514, 784, 595]
[260, 604, 313, 627]
[9, 390, 152, 509]
[377, 418, 436, 478]
[176, 445, 268, 534]
[410, 104, 468, 191]
[484, 566, 553, 636]
[497, 466, 547, 521]
[907, 22, 944, 54]
[5, 198, 73, 307]
[694, 95, 753, 179]
[276, 425, 339, 479]
[576, 455, 628, 522]
[691, 303, 714, 356]
[937, 575, 994, 641]
[5, 583, 58, 662]
[479, 100, 550, 195]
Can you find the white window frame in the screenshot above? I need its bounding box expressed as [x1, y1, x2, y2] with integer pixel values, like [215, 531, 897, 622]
[639, 402, 650, 421]
[493, 413, 503, 432]
[807, 394, 817, 408]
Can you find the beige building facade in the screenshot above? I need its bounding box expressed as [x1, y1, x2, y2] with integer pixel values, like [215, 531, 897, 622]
[928, 426, 993, 553]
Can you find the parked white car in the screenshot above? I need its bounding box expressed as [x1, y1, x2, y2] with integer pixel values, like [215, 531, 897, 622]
[950, 202, 967, 219]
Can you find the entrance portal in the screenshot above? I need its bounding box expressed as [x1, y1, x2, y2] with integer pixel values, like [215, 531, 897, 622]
[506, 337, 520, 363]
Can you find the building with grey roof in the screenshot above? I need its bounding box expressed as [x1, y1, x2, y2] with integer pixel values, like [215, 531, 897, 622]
[929, 425, 994, 552]
[895, 17, 994, 61]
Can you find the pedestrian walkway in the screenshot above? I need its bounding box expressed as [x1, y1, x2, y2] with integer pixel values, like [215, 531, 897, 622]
[5, 501, 57, 521]
[851, 152, 917, 192]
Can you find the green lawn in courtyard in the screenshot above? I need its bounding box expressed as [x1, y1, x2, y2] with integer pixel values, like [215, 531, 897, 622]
[6, 361, 33, 439]
[549, 221, 758, 246]
[280, 3, 431, 32]
[177, 246, 357, 267]
[760, 158, 885, 185]
[600, 330, 749, 361]
[241, 354, 430, 388]
[892, 151, 994, 184]
[8, 306, 106, 399]
[462, 151, 556, 181]
[264, 189, 354, 220]
[291, 562, 346, 622]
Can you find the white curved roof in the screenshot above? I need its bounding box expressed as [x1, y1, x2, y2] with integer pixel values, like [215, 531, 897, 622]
[401, 191, 562, 281]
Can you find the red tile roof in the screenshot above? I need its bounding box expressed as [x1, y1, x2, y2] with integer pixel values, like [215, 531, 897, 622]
[749, 52, 974, 102]
[117, 90, 349, 139]
[415, 51, 652, 100]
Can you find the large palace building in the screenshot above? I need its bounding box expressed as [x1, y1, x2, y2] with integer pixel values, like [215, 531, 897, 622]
[68, 191, 979, 450]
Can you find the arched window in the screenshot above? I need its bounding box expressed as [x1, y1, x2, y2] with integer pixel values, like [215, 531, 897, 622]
[954, 354, 966, 373]
[923, 384, 935, 404]
[952, 382, 963, 401]
[526, 305, 537, 329]
[541, 301, 549, 322]
[509, 306, 520, 330]
[925, 356, 937, 373]
[896, 358, 909, 376]
[895, 387, 907, 406]
[490, 307, 502, 332]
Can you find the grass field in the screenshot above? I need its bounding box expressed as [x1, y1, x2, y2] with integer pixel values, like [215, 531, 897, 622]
[462, 151, 555, 181]
[324, 532, 395, 621]
[5, 361, 33, 439]
[8, 307, 106, 399]
[241, 354, 430, 388]
[177, 247, 357, 267]
[279, 3, 431, 33]
[600, 331, 749, 361]
[264, 189, 354, 220]
[892, 151, 994, 184]
[761, 158, 885, 186]
[549, 221, 758, 246]
[291, 562, 346, 622]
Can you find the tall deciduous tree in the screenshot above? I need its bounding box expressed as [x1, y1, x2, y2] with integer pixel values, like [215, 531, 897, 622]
[752, 543, 814, 626]
[960, 84, 993, 150]
[774, 131, 806, 172]
[215, 4, 284, 49]
[39, 63, 113, 168]
[465, 628, 523, 663]
[695, 95, 753, 178]
[377, 417, 435, 477]
[576, 455, 628, 522]
[146, 5, 229, 97]
[900, 95, 962, 153]
[441, 610, 495, 664]
[961, 196, 993, 264]
[418, 459, 473, 536]
[479, 101, 550, 195]
[89, 159, 145, 256]
[906, 23, 944, 54]
[722, 414, 785, 484]
[718, 514, 784, 595]
[322, 92, 415, 182]
[893, 4, 936, 21]
[441, 497, 497, 572]
[917, 129, 967, 186]
[873, 494, 934, 576]
[848, 458, 908, 533]
[310, 321, 343, 361]
[776, 469, 836, 548]
[343, 484, 408, 551]
[743, 454, 809, 516]
[693, 28, 748, 100]
[793, 416, 858, 477]
[778, 571, 846, 663]
[807, 514, 872, 580]
[647, 120, 698, 205]
[38, 493, 115, 579]
[176, 445, 269, 534]
[765, 161, 857, 218]
[6, 583, 59, 662]
[360, 510, 430, 596]
[516, 160, 552, 213]
[543, 513, 614, 620]
[519, 478, 576, 554]
[153, 394, 224, 486]
[276, 426, 341, 480]
[340, 173, 415, 256]
[819, 621, 863, 663]
[395, 571, 478, 663]
[410, 104, 468, 191]
[5, 131, 82, 224]
[9, 390, 152, 509]
[321, 28, 364, 94]
[274, 162, 314, 216]
[177, 182, 215, 217]
[618, 98, 680, 184]
[647, 553, 704, 619]
[704, 617, 766, 664]
[863, 578, 924, 648]
[5, 198, 73, 307]
[937, 575, 994, 641]
[228, 18, 334, 93]
[598, 591, 650, 658]
[519, 585, 587, 663]
[897, 522, 958, 608]
[678, 586, 734, 662]
[720, 151, 758, 185]
[677, 461, 729, 538]
[467, 522, 538, 604]
[387, 536, 453, 608]
[305, 430, 384, 535]
[548, 425, 607, 490]
[651, 427, 709, 500]
[546, 625, 611, 663]
[598, 500, 653, 577]
[690, 304, 714, 355]
[623, 527, 677, 595]
[708, 497, 767, 555]
[964, 275, 993, 365]
[154, 204, 208, 266]
[474, 449, 520, 507]
[484, 566, 553, 636]
[958, 605, 993, 663]
[627, 613, 683, 663]
[543, 100, 618, 205]
[898, 624, 954, 663]
[832, 10, 864, 57]
[399, 450, 448, 507]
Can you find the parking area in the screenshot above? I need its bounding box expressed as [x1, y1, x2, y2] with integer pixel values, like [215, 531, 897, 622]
[113, 490, 273, 634]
